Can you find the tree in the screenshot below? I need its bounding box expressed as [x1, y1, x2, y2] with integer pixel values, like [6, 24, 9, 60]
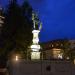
[21, 0, 33, 59]
[2, 0, 33, 60]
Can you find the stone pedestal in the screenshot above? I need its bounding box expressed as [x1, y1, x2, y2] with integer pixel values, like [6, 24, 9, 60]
[31, 52, 41, 60]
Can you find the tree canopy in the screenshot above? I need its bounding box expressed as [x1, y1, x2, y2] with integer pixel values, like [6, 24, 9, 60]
[0, 0, 33, 62]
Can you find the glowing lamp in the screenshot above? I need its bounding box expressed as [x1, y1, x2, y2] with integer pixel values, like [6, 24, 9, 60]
[74, 59, 75, 64]
[15, 55, 19, 61]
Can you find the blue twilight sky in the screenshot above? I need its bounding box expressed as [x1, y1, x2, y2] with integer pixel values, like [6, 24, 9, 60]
[1, 0, 75, 42]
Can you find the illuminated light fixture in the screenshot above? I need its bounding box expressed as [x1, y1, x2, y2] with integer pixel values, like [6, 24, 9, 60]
[66, 57, 69, 60]
[15, 55, 19, 61]
[58, 53, 63, 59]
[74, 59, 75, 64]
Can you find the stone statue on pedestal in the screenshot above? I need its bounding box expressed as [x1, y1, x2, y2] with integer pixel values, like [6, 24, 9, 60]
[32, 12, 42, 31]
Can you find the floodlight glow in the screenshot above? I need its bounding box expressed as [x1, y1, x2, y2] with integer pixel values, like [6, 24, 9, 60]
[32, 30, 40, 33]
[66, 57, 69, 60]
[32, 39, 39, 44]
[15, 55, 19, 61]
[31, 52, 40, 59]
[58, 54, 63, 59]
[31, 45, 40, 50]
[74, 59, 75, 64]
[32, 30, 40, 44]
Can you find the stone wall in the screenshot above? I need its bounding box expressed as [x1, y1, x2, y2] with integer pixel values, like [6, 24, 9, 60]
[8, 60, 75, 75]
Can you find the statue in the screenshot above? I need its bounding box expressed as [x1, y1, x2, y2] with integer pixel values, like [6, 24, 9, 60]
[32, 11, 42, 30]
[31, 11, 42, 59]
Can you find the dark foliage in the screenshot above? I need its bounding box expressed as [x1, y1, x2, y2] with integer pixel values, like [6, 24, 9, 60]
[0, 0, 33, 65]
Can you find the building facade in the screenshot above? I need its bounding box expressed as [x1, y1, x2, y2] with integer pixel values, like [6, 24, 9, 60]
[41, 39, 75, 60]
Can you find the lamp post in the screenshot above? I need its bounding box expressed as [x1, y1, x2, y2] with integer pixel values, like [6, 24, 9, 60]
[30, 12, 42, 60]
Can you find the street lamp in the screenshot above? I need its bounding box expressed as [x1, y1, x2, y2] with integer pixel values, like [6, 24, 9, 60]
[15, 55, 19, 61]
